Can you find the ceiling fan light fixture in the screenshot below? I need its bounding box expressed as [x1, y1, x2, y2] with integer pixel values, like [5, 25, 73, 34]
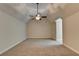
[35, 14, 41, 20]
[30, 3, 47, 20]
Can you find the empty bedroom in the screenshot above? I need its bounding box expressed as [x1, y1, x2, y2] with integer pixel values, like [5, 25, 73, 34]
[0, 3, 79, 56]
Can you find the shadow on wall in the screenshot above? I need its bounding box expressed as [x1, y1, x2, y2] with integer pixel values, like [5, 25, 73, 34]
[26, 18, 56, 39]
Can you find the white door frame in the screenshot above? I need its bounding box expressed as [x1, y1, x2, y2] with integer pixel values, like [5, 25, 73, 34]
[55, 17, 63, 45]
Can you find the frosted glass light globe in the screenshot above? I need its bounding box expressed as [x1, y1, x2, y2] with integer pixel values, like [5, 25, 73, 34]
[35, 14, 41, 20]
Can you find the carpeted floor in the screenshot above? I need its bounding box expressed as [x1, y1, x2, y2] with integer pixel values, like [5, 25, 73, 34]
[0, 39, 79, 56]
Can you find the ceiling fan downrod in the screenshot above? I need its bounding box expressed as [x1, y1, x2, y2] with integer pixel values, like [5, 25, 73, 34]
[36, 3, 39, 14]
[36, 3, 41, 20]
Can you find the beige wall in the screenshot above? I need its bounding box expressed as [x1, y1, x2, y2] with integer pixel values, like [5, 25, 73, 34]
[63, 11, 79, 54]
[0, 11, 26, 54]
[27, 18, 56, 39]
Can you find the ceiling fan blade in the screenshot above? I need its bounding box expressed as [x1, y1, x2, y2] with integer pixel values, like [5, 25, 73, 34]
[29, 15, 36, 17]
[31, 17, 34, 20]
[41, 16, 47, 18]
[29, 15, 34, 17]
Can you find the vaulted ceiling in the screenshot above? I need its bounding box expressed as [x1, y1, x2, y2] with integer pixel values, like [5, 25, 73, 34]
[0, 3, 79, 23]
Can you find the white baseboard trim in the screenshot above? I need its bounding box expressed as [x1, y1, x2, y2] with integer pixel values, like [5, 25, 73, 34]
[64, 44, 79, 54]
[0, 38, 26, 55]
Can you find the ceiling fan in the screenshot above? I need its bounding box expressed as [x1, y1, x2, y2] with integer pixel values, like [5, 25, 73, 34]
[30, 3, 47, 20]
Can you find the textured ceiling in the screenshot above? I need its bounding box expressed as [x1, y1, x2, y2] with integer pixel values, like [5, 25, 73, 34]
[0, 3, 79, 23]
[8, 3, 65, 14]
[0, 3, 66, 22]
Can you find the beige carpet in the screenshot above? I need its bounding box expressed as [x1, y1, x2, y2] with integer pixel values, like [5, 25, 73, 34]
[0, 39, 79, 56]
